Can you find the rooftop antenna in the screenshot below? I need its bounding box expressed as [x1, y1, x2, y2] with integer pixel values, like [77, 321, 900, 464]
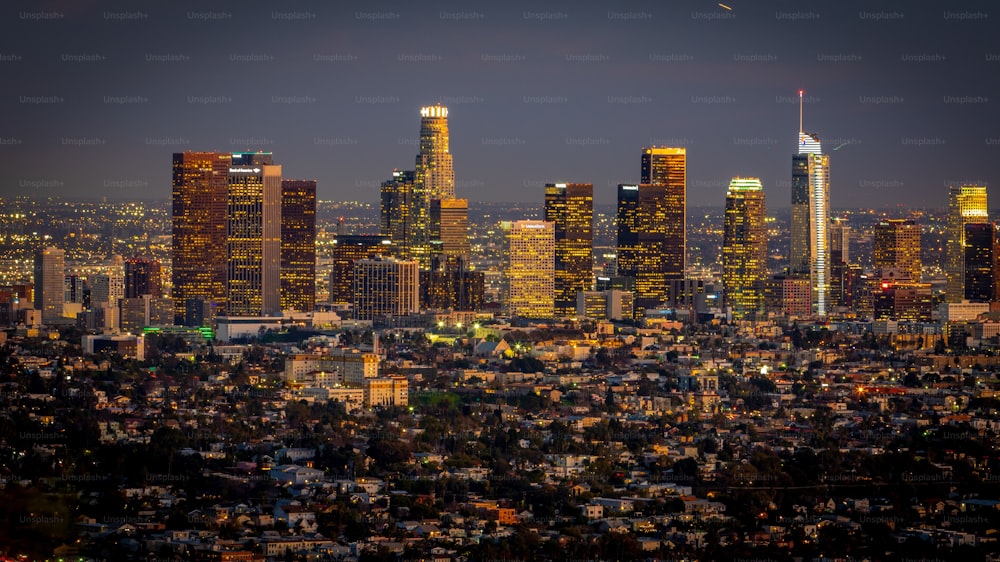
[798, 89, 804, 134]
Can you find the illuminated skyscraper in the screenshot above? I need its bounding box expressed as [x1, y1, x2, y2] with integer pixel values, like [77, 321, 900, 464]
[33, 246, 65, 324]
[544, 183, 594, 317]
[504, 220, 555, 319]
[280, 179, 317, 312]
[226, 152, 282, 317]
[171, 151, 228, 323]
[352, 257, 420, 321]
[640, 147, 686, 288]
[415, 104, 455, 200]
[429, 197, 471, 262]
[124, 256, 162, 298]
[873, 219, 921, 282]
[790, 91, 830, 315]
[421, 255, 485, 311]
[964, 222, 997, 302]
[722, 178, 767, 319]
[829, 217, 853, 310]
[380, 169, 417, 260]
[946, 184, 989, 302]
[329, 235, 393, 305]
[413, 104, 455, 268]
[616, 148, 686, 315]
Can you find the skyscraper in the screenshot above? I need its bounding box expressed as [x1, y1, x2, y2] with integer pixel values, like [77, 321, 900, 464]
[172, 151, 228, 323]
[414, 104, 455, 268]
[790, 90, 830, 315]
[829, 217, 853, 310]
[544, 183, 594, 317]
[640, 147, 686, 286]
[429, 197, 471, 262]
[722, 177, 767, 319]
[946, 184, 989, 302]
[380, 169, 417, 260]
[505, 220, 555, 319]
[280, 179, 317, 312]
[124, 256, 162, 299]
[226, 152, 282, 317]
[33, 246, 65, 324]
[964, 222, 997, 302]
[616, 180, 683, 314]
[352, 257, 420, 321]
[415, 104, 455, 200]
[329, 235, 393, 305]
[873, 219, 921, 282]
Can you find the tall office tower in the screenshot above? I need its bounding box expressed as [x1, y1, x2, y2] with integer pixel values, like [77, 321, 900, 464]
[639, 147, 686, 279]
[90, 254, 125, 315]
[415, 104, 455, 200]
[280, 179, 317, 312]
[828, 217, 851, 310]
[429, 197, 471, 261]
[351, 257, 420, 321]
[946, 184, 989, 302]
[413, 104, 455, 268]
[504, 220, 555, 319]
[964, 222, 997, 302]
[722, 178, 767, 319]
[790, 91, 831, 315]
[329, 235, 393, 305]
[33, 246, 65, 324]
[124, 257, 162, 298]
[873, 219, 921, 282]
[64, 275, 85, 304]
[380, 169, 418, 260]
[829, 217, 850, 264]
[227, 152, 282, 317]
[616, 181, 681, 314]
[421, 255, 485, 311]
[172, 151, 229, 323]
[544, 183, 594, 317]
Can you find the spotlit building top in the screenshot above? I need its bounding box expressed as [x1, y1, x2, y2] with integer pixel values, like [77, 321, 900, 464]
[729, 177, 763, 192]
[420, 105, 448, 118]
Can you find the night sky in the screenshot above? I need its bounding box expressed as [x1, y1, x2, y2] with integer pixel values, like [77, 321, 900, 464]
[3, 0, 999, 208]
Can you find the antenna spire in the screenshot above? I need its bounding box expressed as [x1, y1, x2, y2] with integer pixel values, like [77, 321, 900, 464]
[798, 89, 804, 134]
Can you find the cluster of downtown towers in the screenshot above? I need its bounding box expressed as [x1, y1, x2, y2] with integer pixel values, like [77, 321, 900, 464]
[168, 101, 989, 325]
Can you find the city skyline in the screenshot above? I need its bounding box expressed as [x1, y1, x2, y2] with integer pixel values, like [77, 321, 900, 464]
[4, 0, 999, 207]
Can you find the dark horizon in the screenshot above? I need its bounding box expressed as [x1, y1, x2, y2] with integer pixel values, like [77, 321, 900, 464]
[3, 0, 998, 208]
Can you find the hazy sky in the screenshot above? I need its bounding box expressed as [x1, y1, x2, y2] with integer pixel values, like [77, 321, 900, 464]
[3, 0, 998, 208]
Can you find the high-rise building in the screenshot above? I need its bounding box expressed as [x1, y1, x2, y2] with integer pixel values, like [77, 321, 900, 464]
[352, 257, 420, 321]
[790, 91, 830, 315]
[226, 152, 282, 317]
[946, 184, 989, 302]
[329, 235, 393, 305]
[964, 222, 997, 302]
[504, 220, 555, 319]
[763, 275, 812, 317]
[873, 219, 921, 282]
[124, 256, 162, 298]
[722, 177, 767, 319]
[415, 104, 455, 201]
[413, 104, 455, 268]
[616, 181, 684, 313]
[828, 217, 852, 310]
[429, 197, 471, 262]
[640, 147, 686, 282]
[33, 246, 65, 324]
[544, 183, 594, 317]
[280, 179, 317, 312]
[421, 255, 485, 311]
[380, 169, 418, 260]
[172, 151, 229, 323]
